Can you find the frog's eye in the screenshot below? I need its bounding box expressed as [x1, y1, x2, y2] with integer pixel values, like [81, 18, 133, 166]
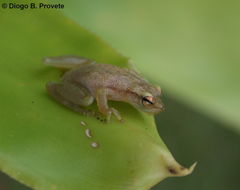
[142, 96, 154, 106]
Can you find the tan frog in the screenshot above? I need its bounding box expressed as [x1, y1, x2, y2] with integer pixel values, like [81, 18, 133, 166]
[44, 56, 164, 122]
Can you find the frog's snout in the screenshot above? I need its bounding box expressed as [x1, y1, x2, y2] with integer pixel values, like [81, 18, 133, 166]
[156, 98, 165, 112]
[148, 102, 165, 114]
[159, 103, 165, 112]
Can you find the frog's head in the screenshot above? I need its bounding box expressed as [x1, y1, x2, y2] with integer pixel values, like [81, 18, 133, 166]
[130, 84, 164, 114]
[139, 91, 165, 114]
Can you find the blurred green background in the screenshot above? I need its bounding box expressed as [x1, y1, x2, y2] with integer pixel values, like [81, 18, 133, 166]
[0, 0, 240, 189]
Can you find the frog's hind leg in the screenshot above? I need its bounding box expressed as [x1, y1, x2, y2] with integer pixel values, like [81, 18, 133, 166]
[46, 81, 95, 117]
[43, 55, 95, 69]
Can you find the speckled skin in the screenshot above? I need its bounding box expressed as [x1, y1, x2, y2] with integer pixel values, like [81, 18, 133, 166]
[44, 56, 164, 122]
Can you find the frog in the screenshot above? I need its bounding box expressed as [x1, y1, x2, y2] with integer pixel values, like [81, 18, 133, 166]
[44, 55, 164, 122]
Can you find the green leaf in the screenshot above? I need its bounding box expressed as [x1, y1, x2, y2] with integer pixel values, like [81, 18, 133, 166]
[0, 1, 194, 190]
[62, 0, 240, 132]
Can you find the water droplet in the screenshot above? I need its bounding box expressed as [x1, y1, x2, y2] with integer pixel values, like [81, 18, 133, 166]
[80, 121, 87, 126]
[91, 142, 99, 148]
[85, 128, 92, 138]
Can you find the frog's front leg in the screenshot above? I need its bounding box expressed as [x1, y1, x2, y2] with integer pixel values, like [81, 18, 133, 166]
[96, 88, 123, 122]
[46, 81, 95, 117]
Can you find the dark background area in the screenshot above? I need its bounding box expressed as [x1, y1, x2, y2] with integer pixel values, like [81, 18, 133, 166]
[153, 96, 240, 190]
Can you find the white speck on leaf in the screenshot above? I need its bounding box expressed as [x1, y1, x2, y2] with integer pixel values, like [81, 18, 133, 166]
[91, 142, 99, 148]
[80, 121, 87, 126]
[85, 128, 92, 138]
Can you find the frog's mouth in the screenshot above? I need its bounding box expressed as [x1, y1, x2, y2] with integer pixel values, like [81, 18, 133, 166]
[145, 102, 165, 114]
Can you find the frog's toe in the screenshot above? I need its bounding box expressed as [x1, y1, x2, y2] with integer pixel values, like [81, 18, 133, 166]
[109, 107, 123, 122]
[101, 108, 123, 123]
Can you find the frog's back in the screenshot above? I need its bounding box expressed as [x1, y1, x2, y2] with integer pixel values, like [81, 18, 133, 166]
[63, 64, 150, 94]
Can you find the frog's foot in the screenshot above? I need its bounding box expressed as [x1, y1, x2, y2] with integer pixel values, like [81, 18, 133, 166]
[43, 55, 95, 69]
[106, 107, 124, 123]
[96, 88, 124, 123]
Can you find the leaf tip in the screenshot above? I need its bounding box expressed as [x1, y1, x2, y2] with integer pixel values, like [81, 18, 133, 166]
[167, 161, 197, 177]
